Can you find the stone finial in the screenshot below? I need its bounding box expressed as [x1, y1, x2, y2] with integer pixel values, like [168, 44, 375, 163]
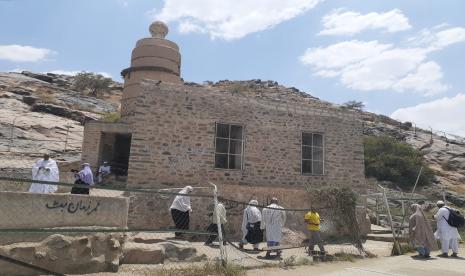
[149, 21, 169, 38]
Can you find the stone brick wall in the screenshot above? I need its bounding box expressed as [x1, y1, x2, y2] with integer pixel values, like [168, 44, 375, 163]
[117, 80, 367, 233]
[126, 184, 366, 239]
[124, 80, 365, 191]
[82, 122, 133, 169]
[81, 80, 368, 235]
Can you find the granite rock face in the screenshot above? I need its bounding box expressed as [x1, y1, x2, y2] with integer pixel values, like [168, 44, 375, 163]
[0, 71, 121, 169]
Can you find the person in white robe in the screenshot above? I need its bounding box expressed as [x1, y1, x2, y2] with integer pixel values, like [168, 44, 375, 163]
[205, 202, 227, 246]
[261, 197, 286, 258]
[29, 154, 59, 194]
[434, 200, 461, 257]
[239, 199, 263, 250]
[170, 186, 193, 238]
[97, 161, 111, 184]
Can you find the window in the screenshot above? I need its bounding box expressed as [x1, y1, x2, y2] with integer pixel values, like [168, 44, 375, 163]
[215, 123, 244, 169]
[302, 132, 324, 175]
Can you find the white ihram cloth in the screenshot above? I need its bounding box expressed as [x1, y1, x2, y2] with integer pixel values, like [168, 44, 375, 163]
[170, 186, 193, 212]
[98, 165, 111, 182]
[212, 202, 227, 224]
[261, 203, 286, 242]
[29, 159, 59, 193]
[241, 200, 262, 240]
[434, 207, 461, 253]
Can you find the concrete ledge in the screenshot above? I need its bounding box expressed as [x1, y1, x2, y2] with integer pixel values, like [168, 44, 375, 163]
[0, 191, 129, 229]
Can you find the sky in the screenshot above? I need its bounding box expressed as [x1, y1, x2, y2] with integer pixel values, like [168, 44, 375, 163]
[1, 0, 465, 136]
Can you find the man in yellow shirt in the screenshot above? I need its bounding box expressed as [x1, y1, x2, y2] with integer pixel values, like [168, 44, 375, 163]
[304, 207, 325, 254]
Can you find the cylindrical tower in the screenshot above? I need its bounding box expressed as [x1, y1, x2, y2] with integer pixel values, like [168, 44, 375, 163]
[120, 21, 182, 117]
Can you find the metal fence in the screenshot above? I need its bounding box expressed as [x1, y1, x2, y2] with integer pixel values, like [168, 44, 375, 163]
[0, 176, 372, 275]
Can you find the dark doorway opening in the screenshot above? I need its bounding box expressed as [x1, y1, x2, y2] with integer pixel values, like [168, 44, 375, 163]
[99, 133, 132, 176]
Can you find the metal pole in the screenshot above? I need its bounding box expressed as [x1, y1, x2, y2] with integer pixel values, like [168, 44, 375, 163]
[410, 166, 423, 199]
[379, 185, 400, 253]
[401, 192, 405, 219]
[375, 195, 379, 226]
[209, 182, 227, 266]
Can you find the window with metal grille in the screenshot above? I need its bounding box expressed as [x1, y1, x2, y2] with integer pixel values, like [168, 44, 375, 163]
[302, 132, 324, 175]
[214, 123, 244, 170]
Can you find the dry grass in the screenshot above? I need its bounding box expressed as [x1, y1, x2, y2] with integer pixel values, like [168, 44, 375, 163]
[149, 261, 245, 276]
[38, 93, 60, 104]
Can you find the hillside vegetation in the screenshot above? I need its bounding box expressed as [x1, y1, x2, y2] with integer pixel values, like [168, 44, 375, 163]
[364, 136, 435, 188]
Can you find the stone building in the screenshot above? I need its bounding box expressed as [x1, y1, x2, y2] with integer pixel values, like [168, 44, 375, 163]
[82, 22, 367, 236]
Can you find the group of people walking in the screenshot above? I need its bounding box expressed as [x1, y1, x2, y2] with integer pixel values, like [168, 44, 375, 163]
[169, 187, 327, 258]
[409, 201, 462, 258]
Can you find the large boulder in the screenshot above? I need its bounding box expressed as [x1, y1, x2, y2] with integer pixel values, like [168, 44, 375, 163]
[0, 233, 126, 275]
[21, 71, 54, 83]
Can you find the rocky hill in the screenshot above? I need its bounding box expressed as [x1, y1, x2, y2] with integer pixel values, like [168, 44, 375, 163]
[0, 71, 121, 169]
[0, 72, 464, 205]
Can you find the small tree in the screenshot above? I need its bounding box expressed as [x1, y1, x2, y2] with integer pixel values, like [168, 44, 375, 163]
[364, 136, 435, 188]
[343, 100, 365, 111]
[74, 72, 112, 97]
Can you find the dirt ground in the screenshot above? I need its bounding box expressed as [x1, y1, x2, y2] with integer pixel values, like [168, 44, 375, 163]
[90, 239, 395, 275]
[248, 245, 465, 276]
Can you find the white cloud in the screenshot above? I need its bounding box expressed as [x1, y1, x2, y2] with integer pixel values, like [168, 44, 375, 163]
[393, 62, 449, 96]
[152, 0, 322, 40]
[300, 40, 392, 70]
[300, 26, 465, 96]
[47, 70, 82, 76]
[408, 25, 465, 51]
[391, 93, 465, 136]
[47, 70, 113, 79]
[0, 45, 53, 62]
[320, 9, 411, 36]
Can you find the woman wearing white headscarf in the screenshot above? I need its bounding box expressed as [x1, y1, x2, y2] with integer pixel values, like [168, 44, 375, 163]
[239, 199, 263, 250]
[170, 186, 193, 238]
[409, 204, 438, 258]
[71, 163, 94, 195]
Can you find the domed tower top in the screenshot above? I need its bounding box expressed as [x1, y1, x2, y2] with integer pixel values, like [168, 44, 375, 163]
[149, 21, 169, 38]
[121, 21, 182, 86]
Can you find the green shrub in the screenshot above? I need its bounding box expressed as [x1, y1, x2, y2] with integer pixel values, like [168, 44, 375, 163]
[74, 72, 112, 97]
[342, 100, 365, 111]
[100, 111, 121, 122]
[364, 136, 435, 188]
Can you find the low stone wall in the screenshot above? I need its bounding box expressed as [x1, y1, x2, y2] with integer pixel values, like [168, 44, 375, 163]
[0, 192, 129, 229]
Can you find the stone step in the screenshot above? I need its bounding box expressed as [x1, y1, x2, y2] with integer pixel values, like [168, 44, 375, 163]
[122, 242, 164, 264]
[122, 240, 206, 265]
